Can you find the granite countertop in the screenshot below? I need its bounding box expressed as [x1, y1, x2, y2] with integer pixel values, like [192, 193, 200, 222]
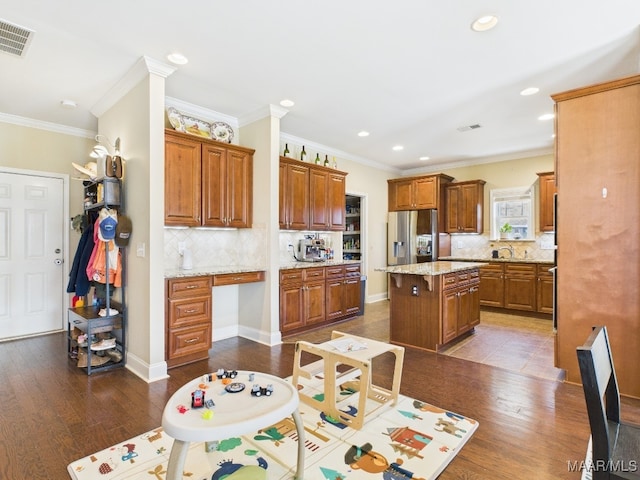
[440, 256, 553, 265]
[165, 265, 265, 279]
[376, 261, 487, 276]
[280, 259, 361, 270]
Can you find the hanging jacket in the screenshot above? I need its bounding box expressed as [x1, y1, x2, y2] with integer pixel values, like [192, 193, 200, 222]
[66, 220, 95, 296]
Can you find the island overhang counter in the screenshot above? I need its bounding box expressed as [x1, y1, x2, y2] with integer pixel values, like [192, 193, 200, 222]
[376, 261, 487, 351]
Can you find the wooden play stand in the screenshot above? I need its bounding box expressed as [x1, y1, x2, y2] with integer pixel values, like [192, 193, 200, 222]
[292, 331, 405, 430]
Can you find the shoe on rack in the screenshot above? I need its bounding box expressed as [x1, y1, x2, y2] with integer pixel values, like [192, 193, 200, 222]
[91, 337, 117, 351]
[98, 308, 119, 317]
[106, 349, 123, 362]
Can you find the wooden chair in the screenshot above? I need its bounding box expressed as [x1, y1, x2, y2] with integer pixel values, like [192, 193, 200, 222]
[577, 326, 640, 479]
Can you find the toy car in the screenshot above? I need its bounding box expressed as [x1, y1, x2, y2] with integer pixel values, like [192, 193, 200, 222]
[191, 389, 205, 408]
[250, 384, 273, 397]
[215, 368, 238, 379]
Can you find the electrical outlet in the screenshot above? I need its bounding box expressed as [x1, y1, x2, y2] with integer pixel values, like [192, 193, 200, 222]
[457, 240, 463, 248]
[411, 285, 418, 296]
[178, 241, 186, 255]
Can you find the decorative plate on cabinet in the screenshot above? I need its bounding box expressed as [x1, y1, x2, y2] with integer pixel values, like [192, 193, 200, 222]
[166, 107, 185, 132]
[181, 114, 212, 139]
[211, 122, 234, 143]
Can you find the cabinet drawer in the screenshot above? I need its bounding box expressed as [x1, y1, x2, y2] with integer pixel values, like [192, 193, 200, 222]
[167, 323, 211, 359]
[167, 277, 212, 299]
[536, 264, 554, 276]
[325, 265, 346, 279]
[168, 296, 211, 328]
[213, 271, 265, 286]
[303, 267, 326, 281]
[443, 272, 458, 289]
[344, 264, 361, 277]
[480, 262, 504, 274]
[505, 263, 536, 276]
[280, 269, 303, 284]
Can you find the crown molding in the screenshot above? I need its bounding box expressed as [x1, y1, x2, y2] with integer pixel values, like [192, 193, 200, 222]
[0, 112, 95, 138]
[91, 56, 176, 118]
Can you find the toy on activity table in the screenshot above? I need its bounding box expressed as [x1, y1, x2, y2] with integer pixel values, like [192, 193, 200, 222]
[250, 384, 273, 397]
[191, 389, 205, 408]
[217, 368, 238, 379]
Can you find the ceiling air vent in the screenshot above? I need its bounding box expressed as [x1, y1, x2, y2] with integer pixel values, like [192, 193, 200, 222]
[457, 124, 482, 132]
[0, 19, 35, 58]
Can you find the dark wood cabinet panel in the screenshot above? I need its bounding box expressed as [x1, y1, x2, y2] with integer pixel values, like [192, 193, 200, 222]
[537, 172, 556, 232]
[280, 264, 361, 334]
[536, 264, 554, 314]
[165, 276, 212, 368]
[280, 157, 346, 231]
[388, 174, 453, 212]
[165, 129, 254, 228]
[445, 180, 485, 233]
[164, 133, 202, 226]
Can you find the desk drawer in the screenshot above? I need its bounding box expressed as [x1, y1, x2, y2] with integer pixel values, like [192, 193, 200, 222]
[325, 265, 346, 279]
[167, 323, 211, 359]
[303, 267, 326, 281]
[213, 271, 265, 286]
[167, 277, 212, 299]
[168, 296, 211, 328]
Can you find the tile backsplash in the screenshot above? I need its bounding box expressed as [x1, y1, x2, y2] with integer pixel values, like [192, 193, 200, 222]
[164, 226, 343, 269]
[449, 232, 555, 261]
[164, 226, 268, 269]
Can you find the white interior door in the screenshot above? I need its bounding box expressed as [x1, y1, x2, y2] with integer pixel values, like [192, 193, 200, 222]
[0, 171, 66, 339]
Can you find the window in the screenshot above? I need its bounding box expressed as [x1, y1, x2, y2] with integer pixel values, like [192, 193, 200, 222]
[490, 186, 535, 241]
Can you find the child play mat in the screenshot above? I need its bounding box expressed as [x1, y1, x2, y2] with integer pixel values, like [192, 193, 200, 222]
[68, 387, 478, 479]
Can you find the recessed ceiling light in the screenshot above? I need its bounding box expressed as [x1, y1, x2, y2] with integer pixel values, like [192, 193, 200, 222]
[60, 99, 77, 109]
[520, 87, 540, 96]
[471, 14, 498, 32]
[538, 113, 555, 121]
[280, 99, 295, 107]
[419, 156, 430, 161]
[357, 131, 370, 137]
[167, 52, 188, 65]
[392, 145, 404, 151]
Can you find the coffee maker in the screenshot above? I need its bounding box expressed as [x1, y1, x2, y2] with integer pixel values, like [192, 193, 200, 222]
[295, 237, 326, 262]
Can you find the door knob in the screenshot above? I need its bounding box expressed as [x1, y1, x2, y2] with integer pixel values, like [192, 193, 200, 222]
[54, 258, 63, 265]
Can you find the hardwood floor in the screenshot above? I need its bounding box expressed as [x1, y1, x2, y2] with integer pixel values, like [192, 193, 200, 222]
[2, 303, 639, 480]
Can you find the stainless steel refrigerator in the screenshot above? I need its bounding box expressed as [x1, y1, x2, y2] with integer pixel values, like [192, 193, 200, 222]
[387, 210, 438, 265]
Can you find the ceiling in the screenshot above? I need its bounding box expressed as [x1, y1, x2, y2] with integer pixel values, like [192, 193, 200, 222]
[1, 1, 640, 173]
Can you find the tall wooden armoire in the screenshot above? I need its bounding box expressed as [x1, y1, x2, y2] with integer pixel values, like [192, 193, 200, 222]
[552, 74, 640, 397]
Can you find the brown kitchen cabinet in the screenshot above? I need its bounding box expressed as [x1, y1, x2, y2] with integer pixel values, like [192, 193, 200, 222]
[442, 269, 480, 344]
[165, 276, 212, 368]
[279, 267, 325, 332]
[325, 264, 362, 322]
[280, 263, 361, 334]
[536, 264, 554, 314]
[504, 263, 536, 311]
[553, 75, 640, 396]
[388, 173, 453, 211]
[165, 129, 254, 228]
[280, 160, 310, 230]
[479, 261, 551, 314]
[478, 262, 505, 308]
[280, 157, 347, 231]
[445, 180, 486, 233]
[537, 171, 556, 232]
[388, 266, 480, 351]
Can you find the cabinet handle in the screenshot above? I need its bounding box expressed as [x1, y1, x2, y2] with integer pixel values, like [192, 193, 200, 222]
[184, 309, 197, 313]
[186, 285, 198, 289]
[185, 337, 199, 344]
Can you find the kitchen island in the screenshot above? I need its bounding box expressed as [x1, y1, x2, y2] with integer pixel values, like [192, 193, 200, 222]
[376, 261, 487, 351]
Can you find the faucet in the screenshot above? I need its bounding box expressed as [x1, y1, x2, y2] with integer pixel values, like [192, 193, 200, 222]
[498, 245, 514, 259]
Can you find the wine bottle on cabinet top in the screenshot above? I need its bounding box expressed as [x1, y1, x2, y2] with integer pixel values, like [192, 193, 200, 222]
[324, 155, 329, 166]
[332, 156, 338, 169]
[300, 146, 307, 162]
[283, 143, 290, 157]
[315, 153, 320, 164]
